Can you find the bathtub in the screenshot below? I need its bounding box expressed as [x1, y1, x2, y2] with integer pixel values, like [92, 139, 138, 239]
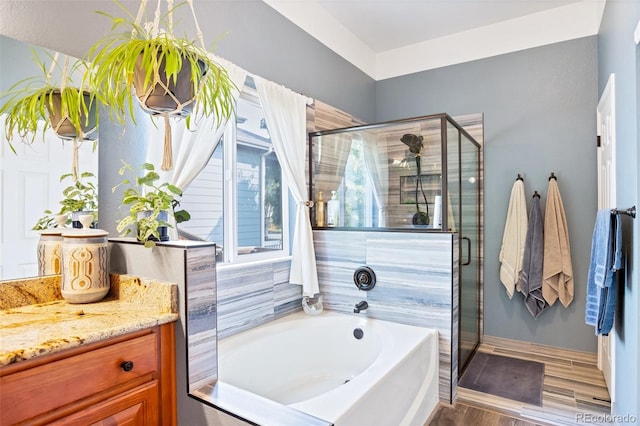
[218, 310, 439, 426]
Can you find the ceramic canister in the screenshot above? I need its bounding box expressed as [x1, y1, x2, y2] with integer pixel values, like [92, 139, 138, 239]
[61, 229, 110, 303]
[37, 229, 63, 276]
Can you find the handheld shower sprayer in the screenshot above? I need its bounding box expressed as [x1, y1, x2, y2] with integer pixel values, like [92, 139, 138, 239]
[401, 134, 429, 226]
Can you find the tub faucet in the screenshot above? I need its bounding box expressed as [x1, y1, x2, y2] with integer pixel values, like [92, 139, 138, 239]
[353, 300, 368, 313]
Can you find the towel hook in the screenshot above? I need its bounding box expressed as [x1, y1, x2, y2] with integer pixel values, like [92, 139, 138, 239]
[516, 173, 523, 181]
[549, 172, 557, 181]
[533, 191, 541, 198]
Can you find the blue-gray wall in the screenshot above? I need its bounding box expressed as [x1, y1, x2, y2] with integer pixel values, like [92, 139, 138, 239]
[0, 1, 377, 241]
[598, 0, 640, 420]
[0, 1, 376, 124]
[94, 0, 376, 236]
[0, 36, 46, 92]
[205, 1, 376, 123]
[376, 36, 600, 353]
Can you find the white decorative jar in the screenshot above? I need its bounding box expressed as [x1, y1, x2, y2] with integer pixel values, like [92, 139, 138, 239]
[37, 229, 63, 276]
[61, 229, 110, 303]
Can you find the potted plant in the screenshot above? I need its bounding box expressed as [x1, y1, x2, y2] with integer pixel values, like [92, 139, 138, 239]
[114, 161, 190, 247]
[60, 171, 99, 228]
[32, 171, 99, 230]
[0, 50, 97, 152]
[86, 0, 236, 170]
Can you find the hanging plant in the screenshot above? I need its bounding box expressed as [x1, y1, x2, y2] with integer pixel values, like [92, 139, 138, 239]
[0, 51, 97, 152]
[86, 0, 236, 171]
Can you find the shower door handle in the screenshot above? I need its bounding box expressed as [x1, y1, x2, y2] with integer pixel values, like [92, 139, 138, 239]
[461, 236, 471, 266]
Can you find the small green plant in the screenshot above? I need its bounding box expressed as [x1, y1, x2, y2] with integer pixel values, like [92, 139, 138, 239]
[86, 0, 235, 126]
[32, 209, 58, 231]
[59, 171, 99, 213]
[32, 172, 98, 230]
[114, 162, 190, 247]
[0, 50, 97, 152]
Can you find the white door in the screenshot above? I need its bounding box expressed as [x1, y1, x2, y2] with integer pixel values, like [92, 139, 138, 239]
[0, 115, 98, 280]
[596, 73, 616, 402]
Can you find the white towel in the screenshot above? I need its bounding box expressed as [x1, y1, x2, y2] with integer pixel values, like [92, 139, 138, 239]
[499, 179, 528, 298]
[542, 178, 574, 307]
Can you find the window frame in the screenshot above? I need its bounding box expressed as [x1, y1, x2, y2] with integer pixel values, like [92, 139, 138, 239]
[220, 81, 290, 264]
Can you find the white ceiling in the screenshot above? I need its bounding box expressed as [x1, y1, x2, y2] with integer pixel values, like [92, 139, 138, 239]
[317, 0, 583, 52]
[264, 0, 606, 80]
[0, 0, 606, 82]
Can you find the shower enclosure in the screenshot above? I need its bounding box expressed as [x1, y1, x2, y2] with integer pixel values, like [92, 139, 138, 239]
[308, 113, 482, 375]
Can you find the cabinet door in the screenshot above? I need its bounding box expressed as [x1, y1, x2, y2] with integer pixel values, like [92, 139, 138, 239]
[50, 381, 160, 426]
[1, 332, 158, 424]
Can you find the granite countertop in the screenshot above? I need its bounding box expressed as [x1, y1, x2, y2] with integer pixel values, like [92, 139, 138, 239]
[0, 274, 179, 367]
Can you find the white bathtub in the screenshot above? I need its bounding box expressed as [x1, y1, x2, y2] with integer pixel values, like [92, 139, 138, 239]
[218, 310, 439, 426]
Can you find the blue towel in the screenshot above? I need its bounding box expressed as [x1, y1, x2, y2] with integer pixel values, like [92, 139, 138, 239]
[585, 210, 622, 335]
[585, 210, 610, 326]
[599, 213, 621, 335]
[519, 195, 549, 319]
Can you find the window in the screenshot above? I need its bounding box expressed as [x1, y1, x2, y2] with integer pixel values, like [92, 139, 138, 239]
[179, 76, 289, 263]
[322, 136, 378, 228]
[342, 137, 377, 227]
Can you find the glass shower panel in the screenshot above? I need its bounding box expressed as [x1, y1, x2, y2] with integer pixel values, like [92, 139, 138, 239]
[445, 122, 460, 233]
[310, 117, 444, 229]
[459, 131, 481, 374]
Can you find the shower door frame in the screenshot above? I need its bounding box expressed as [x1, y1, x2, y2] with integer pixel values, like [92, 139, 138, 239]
[440, 116, 482, 377]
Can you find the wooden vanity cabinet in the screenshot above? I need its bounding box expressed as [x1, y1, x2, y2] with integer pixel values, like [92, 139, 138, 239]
[0, 323, 176, 426]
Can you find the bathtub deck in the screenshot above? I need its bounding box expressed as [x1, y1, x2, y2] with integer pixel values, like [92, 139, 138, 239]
[193, 381, 332, 426]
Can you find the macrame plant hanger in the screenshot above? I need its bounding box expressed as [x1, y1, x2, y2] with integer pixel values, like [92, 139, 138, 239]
[47, 53, 97, 182]
[133, 0, 208, 171]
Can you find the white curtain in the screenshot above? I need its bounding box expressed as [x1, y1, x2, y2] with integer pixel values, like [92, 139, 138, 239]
[146, 56, 248, 239]
[316, 133, 352, 196]
[254, 77, 319, 297]
[361, 132, 389, 227]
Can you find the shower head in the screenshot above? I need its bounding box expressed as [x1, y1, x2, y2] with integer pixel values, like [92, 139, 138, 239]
[401, 133, 429, 227]
[401, 134, 423, 155]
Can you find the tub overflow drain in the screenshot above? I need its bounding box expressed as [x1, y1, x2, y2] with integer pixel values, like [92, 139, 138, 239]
[353, 266, 376, 291]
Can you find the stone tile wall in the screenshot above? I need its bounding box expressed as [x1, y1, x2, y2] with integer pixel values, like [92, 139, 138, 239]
[217, 259, 301, 339]
[216, 231, 461, 404]
[313, 229, 459, 403]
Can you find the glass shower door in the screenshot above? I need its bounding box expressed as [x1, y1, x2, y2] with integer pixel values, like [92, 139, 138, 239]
[459, 132, 480, 373]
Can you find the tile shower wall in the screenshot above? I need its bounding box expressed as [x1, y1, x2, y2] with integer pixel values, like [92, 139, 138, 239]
[313, 230, 459, 403]
[217, 259, 302, 339]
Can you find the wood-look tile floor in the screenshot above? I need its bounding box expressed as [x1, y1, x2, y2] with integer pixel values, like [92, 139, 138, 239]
[428, 336, 612, 426]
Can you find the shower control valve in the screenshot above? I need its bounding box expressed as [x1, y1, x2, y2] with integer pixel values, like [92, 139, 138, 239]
[353, 266, 376, 291]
